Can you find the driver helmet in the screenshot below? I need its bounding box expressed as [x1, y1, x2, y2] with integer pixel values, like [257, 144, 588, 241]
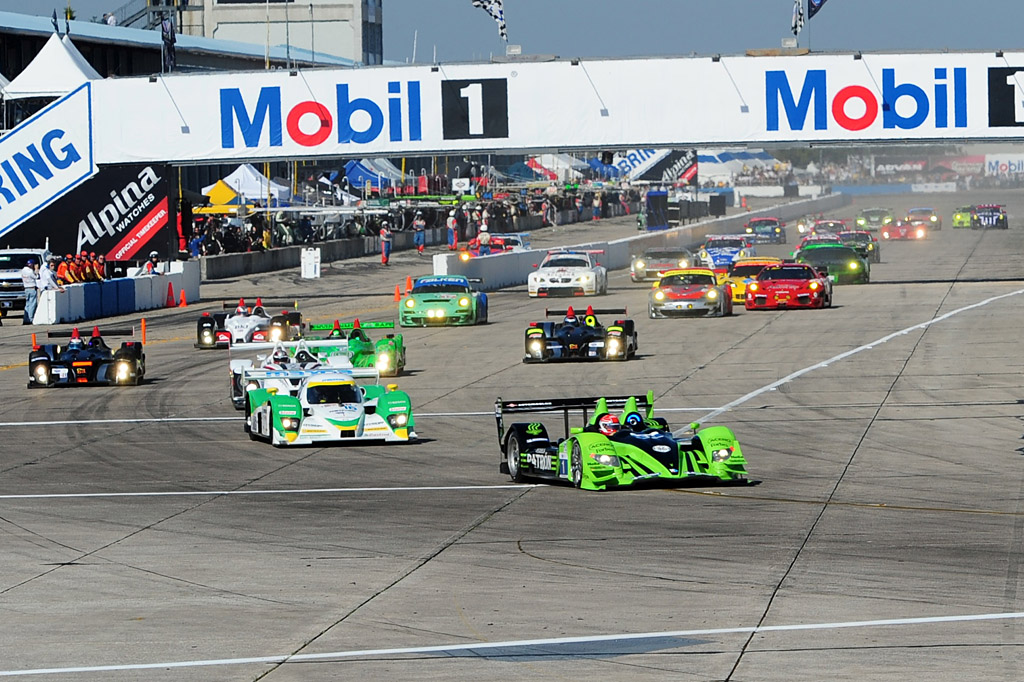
[597, 413, 620, 436]
[148, 251, 159, 259]
[563, 305, 578, 326]
[271, 349, 290, 364]
[449, 210, 456, 216]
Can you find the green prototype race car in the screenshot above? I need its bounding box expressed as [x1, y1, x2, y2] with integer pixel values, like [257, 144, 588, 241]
[400, 275, 488, 326]
[794, 244, 869, 284]
[496, 392, 752, 491]
[309, 319, 406, 376]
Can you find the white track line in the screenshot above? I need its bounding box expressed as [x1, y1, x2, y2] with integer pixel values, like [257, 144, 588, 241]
[0, 407, 718, 428]
[1, 610, 1020, 677]
[0, 484, 538, 501]
[684, 287, 1024, 430]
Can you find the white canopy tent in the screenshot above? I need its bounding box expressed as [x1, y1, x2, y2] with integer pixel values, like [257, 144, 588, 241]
[203, 163, 292, 203]
[3, 33, 101, 100]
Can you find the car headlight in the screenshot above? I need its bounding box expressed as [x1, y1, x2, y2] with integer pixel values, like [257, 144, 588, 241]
[34, 365, 48, 381]
[808, 281, 819, 290]
[678, 259, 688, 268]
[654, 290, 665, 301]
[405, 298, 416, 308]
[930, 215, 937, 221]
[387, 413, 409, 428]
[459, 251, 471, 262]
[849, 262, 859, 270]
[202, 330, 213, 338]
[606, 338, 620, 354]
[591, 453, 621, 467]
[738, 250, 746, 258]
[856, 218, 865, 225]
[916, 229, 925, 238]
[270, 328, 283, 341]
[280, 417, 299, 430]
[867, 243, 874, 250]
[635, 259, 645, 269]
[883, 217, 892, 224]
[458, 297, 470, 307]
[745, 228, 753, 233]
[775, 227, 781, 233]
[529, 340, 543, 353]
[116, 361, 130, 380]
[376, 353, 391, 370]
[882, 232, 890, 239]
[700, 250, 708, 258]
[712, 448, 733, 462]
[580, 274, 592, 282]
[748, 283, 758, 292]
[706, 289, 718, 299]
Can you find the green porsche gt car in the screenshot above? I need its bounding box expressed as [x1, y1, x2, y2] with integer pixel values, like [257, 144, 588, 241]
[795, 244, 870, 284]
[309, 319, 406, 376]
[952, 205, 975, 228]
[496, 392, 751, 491]
[400, 275, 488, 326]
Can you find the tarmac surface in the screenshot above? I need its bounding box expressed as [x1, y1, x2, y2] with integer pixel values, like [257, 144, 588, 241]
[2, 190, 1024, 680]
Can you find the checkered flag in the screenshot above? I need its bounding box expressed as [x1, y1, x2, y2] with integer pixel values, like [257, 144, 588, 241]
[791, 0, 805, 36]
[472, 0, 508, 42]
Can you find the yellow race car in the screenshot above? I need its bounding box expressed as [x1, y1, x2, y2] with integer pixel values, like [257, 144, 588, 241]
[723, 257, 784, 303]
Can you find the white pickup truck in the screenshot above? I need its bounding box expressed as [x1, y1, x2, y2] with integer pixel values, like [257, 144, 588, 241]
[0, 247, 51, 312]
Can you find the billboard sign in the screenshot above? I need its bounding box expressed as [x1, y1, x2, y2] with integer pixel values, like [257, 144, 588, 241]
[0, 83, 96, 238]
[10, 164, 173, 261]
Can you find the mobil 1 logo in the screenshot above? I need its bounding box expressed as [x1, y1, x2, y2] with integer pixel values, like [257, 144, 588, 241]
[441, 79, 509, 140]
[988, 67, 1024, 127]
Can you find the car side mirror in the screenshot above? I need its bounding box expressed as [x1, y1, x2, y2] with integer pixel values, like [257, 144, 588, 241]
[532, 263, 539, 268]
[595, 262, 601, 267]
[303, 408, 312, 417]
[689, 422, 700, 431]
[387, 383, 398, 392]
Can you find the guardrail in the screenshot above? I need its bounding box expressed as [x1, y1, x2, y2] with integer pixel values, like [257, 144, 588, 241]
[432, 194, 853, 290]
[30, 260, 200, 325]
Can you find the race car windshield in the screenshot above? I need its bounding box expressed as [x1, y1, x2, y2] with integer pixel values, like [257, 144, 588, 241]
[861, 209, 889, 218]
[306, 384, 362, 405]
[0, 254, 39, 268]
[661, 273, 716, 286]
[731, 264, 769, 278]
[543, 257, 590, 268]
[413, 283, 470, 294]
[799, 247, 859, 265]
[760, 267, 814, 281]
[816, 221, 843, 230]
[976, 207, 1002, 215]
[839, 233, 870, 243]
[643, 249, 689, 259]
[748, 220, 777, 230]
[706, 239, 745, 249]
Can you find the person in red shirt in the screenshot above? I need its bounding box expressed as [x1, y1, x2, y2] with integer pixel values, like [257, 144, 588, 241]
[56, 255, 74, 284]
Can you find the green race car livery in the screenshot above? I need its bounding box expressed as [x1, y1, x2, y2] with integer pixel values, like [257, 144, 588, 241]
[795, 244, 869, 284]
[310, 319, 406, 376]
[951, 206, 975, 228]
[496, 392, 751, 491]
[400, 275, 488, 326]
[245, 367, 415, 446]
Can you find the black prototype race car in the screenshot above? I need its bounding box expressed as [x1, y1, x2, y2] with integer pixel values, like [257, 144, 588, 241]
[28, 326, 145, 388]
[524, 306, 638, 362]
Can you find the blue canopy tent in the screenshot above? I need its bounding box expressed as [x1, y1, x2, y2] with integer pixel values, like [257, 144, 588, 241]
[344, 160, 392, 190]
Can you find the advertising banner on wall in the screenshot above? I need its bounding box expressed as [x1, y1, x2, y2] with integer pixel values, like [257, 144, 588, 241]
[88, 51, 1024, 165]
[9, 164, 174, 261]
[874, 160, 927, 175]
[0, 83, 96, 237]
[985, 153, 1024, 175]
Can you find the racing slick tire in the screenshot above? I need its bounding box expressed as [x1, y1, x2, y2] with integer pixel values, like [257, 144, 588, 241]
[570, 441, 584, 489]
[505, 433, 527, 483]
[478, 301, 488, 324]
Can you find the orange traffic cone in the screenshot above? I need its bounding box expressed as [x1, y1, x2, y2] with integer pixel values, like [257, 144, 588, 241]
[165, 282, 175, 307]
[394, 284, 402, 302]
[740, 196, 747, 210]
[178, 289, 188, 307]
[405, 275, 413, 293]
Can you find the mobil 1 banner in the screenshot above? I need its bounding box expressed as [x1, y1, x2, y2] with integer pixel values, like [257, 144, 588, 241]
[11, 164, 173, 261]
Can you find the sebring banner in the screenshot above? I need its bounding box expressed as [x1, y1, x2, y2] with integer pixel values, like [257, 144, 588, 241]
[85, 51, 1024, 165]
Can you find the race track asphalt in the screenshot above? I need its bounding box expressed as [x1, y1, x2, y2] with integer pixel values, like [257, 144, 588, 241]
[2, 190, 1024, 681]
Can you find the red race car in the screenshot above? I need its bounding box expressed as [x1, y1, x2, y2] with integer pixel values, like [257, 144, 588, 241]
[745, 263, 832, 310]
[881, 220, 927, 240]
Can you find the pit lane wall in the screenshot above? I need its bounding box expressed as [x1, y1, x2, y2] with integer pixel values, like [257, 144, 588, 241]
[30, 260, 201, 325]
[432, 195, 852, 290]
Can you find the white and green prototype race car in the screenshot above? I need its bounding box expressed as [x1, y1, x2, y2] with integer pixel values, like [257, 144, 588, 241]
[243, 366, 416, 446]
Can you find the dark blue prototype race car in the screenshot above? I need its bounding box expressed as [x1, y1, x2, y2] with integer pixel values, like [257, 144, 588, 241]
[28, 326, 146, 388]
[523, 306, 637, 362]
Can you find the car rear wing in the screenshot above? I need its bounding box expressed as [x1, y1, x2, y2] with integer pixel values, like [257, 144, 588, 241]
[230, 339, 350, 353]
[495, 393, 653, 447]
[546, 249, 604, 255]
[309, 321, 395, 331]
[48, 326, 137, 338]
[544, 308, 627, 317]
[221, 300, 299, 310]
[242, 366, 379, 382]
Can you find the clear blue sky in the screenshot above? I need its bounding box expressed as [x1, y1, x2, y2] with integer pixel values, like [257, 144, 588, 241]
[2, 0, 1022, 62]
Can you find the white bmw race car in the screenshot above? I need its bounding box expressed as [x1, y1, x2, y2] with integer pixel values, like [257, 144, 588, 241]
[528, 250, 608, 297]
